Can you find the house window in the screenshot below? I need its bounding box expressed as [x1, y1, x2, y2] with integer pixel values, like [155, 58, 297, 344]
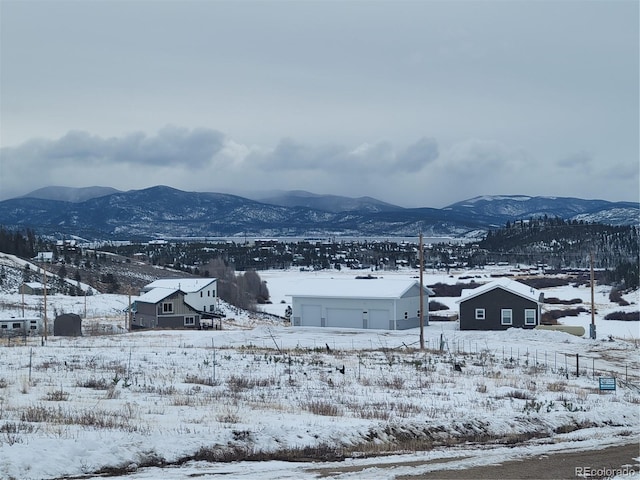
[501, 309, 513, 325]
[525, 309, 537, 325]
[404, 312, 408, 319]
[208, 290, 210, 297]
[162, 302, 173, 314]
[475, 308, 485, 320]
[184, 316, 195, 326]
[210, 304, 215, 312]
[200, 292, 203, 297]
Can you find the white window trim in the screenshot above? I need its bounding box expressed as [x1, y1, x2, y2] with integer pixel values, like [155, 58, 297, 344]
[525, 309, 537, 325]
[184, 316, 195, 326]
[475, 308, 485, 320]
[501, 309, 513, 325]
[162, 302, 174, 314]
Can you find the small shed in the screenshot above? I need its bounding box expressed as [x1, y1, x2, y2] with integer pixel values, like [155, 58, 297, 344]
[457, 278, 543, 331]
[288, 277, 434, 330]
[54, 313, 82, 336]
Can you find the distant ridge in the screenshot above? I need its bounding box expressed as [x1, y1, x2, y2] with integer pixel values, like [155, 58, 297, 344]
[23, 186, 121, 203]
[254, 190, 403, 213]
[443, 195, 639, 220]
[1, 187, 637, 240]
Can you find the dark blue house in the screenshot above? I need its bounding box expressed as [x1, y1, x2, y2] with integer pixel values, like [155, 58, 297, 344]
[457, 278, 543, 331]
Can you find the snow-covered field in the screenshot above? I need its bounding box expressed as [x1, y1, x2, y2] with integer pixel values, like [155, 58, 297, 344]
[0, 261, 638, 479]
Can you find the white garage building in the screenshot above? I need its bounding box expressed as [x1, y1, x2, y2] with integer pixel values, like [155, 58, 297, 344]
[288, 277, 434, 330]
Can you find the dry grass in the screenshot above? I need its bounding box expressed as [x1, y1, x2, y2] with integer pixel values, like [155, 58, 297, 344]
[547, 381, 567, 392]
[304, 400, 340, 416]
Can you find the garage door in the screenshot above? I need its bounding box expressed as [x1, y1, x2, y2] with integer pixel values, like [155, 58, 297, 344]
[301, 304, 322, 327]
[326, 308, 362, 329]
[369, 309, 391, 330]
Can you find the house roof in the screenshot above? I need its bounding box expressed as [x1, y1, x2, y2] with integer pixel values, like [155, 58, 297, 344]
[136, 287, 181, 304]
[457, 277, 542, 304]
[287, 278, 434, 300]
[142, 278, 216, 293]
[23, 282, 45, 289]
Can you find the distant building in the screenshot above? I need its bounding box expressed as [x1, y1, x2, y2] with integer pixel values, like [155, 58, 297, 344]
[132, 278, 223, 330]
[457, 278, 543, 331]
[140, 278, 219, 314]
[132, 288, 201, 329]
[19, 282, 53, 296]
[288, 277, 434, 330]
[34, 252, 54, 262]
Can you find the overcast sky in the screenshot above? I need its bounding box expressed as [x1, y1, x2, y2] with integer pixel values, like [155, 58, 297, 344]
[1, 1, 638, 208]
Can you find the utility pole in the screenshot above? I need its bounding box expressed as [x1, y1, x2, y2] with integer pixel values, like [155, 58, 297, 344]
[590, 251, 596, 339]
[42, 263, 48, 343]
[419, 233, 425, 350]
[127, 290, 132, 331]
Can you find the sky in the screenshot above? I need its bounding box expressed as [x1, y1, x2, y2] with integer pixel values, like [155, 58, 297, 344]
[0, 1, 638, 208]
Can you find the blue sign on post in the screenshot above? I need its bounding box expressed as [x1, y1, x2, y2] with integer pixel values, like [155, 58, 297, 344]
[599, 377, 616, 392]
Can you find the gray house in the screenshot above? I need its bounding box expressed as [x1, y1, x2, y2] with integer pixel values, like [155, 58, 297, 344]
[288, 278, 434, 330]
[457, 278, 543, 331]
[131, 288, 202, 329]
[141, 278, 219, 315]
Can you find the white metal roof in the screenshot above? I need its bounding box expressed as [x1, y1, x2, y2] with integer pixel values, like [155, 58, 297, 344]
[457, 277, 542, 303]
[136, 287, 180, 304]
[287, 278, 434, 300]
[142, 278, 216, 293]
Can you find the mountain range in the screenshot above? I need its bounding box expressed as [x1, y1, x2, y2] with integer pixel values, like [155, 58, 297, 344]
[0, 186, 637, 241]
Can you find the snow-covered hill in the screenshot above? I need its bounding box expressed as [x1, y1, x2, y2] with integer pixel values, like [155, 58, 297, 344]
[0, 255, 638, 479]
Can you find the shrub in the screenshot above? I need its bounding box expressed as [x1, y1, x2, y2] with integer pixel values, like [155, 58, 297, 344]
[609, 289, 629, 306]
[45, 389, 69, 401]
[604, 311, 639, 322]
[520, 277, 571, 289]
[547, 381, 567, 392]
[226, 375, 275, 393]
[428, 282, 478, 297]
[428, 300, 449, 311]
[542, 307, 588, 324]
[544, 297, 582, 305]
[77, 378, 109, 390]
[505, 390, 534, 400]
[185, 374, 220, 387]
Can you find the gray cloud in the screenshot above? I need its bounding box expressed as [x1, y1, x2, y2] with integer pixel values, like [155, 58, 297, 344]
[557, 151, 593, 171]
[397, 137, 439, 173]
[442, 139, 527, 177]
[2, 126, 226, 169]
[253, 138, 346, 171]
[1, 1, 636, 206]
[247, 139, 395, 175]
[250, 138, 437, 175]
